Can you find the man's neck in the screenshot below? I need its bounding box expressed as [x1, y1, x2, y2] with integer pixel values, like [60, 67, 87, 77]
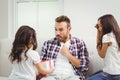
[63, 34, 71, 43]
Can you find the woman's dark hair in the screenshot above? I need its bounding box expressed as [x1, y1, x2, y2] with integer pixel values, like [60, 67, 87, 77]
[9, 25, 37, 63]
[98, 14, 120, 49]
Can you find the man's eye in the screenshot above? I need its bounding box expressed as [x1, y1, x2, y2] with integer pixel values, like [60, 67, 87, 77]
[59, 29, 63, 31]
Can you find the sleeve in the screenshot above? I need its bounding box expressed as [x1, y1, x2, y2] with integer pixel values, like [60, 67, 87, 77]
[40, 41, 48, 60]
[29, 50, 41, 64]
[102, 34, 111, 43]
[78, 40, 89, 72]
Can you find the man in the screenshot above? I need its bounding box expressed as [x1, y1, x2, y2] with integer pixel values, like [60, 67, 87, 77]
[40, 15, 89, 80]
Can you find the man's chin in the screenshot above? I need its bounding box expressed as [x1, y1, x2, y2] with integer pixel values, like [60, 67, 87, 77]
[56, 37, 60, 40]
[59, 39, 65, 43]
[57, 39, 61, 42]
[57, 38, 62, 42]
[56, 37, 65, 42]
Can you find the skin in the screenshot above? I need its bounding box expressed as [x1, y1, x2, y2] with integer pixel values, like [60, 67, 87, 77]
[55, 22, 80, 67]
[96, 20, 112, 58]
[35, 62, 54, 75]
[27, 39, 54, 76]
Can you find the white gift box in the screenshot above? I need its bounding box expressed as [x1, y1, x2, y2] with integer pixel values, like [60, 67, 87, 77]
[41, 60, 54, 70]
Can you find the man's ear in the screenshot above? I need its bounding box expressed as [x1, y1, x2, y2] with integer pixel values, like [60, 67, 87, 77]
[67, 27, 71, 33]
[67, 26, 71, 30]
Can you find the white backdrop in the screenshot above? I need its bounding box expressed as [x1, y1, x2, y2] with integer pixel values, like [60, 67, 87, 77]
[63, 0, 120, 52]
[1, 0, 119, 53]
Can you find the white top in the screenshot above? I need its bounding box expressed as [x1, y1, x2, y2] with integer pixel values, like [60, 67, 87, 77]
[102, 32, 120, 75]
[9, 48, 40, 80]
[51, 40, 75, 76]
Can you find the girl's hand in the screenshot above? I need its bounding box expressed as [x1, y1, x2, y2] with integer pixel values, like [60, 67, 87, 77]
[49, 66, 54, 74]
[95, 24, 99, 29]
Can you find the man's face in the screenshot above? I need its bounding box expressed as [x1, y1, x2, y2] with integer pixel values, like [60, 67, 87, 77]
[55, 22, 71, 43]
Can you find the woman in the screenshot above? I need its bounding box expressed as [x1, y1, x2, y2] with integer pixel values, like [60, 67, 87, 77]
[87, 14, 120, 80]
[9, 25, 54, 80]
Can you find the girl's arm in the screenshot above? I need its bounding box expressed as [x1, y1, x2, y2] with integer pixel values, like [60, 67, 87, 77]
[96, 31, 112, 58]
[97, 42, 111, 58]
[35, 62, 54, 75]
[96, 30, 102, 45]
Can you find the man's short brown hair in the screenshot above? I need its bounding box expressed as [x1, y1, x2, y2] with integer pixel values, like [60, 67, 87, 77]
[55, 15, 71, 27]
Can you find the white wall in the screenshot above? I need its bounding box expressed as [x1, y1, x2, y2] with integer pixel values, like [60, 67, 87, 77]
[17, 1, 62, 39]
[63, 0, 120, 52]
[1, 0, 120, 38]
[0, 0, 120, 51]
[0, 0, 8, 39]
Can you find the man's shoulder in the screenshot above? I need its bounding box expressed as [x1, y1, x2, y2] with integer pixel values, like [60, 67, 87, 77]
[71, 36, 85, 43]
[71, 36, 81, 41]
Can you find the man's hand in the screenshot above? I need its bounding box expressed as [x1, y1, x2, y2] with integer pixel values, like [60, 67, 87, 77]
[60, 45, 70, 57]
[60, 45, 80, 67]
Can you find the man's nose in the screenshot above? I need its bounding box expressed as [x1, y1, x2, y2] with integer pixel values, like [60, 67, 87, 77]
[56, 31, 60, 35]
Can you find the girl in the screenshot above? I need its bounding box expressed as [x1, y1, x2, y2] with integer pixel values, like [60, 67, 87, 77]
[87, 14, 120, 80]
[9, 25, 54, 80]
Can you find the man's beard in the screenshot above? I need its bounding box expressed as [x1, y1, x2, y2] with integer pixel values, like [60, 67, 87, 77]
[56, 35, 68, 43]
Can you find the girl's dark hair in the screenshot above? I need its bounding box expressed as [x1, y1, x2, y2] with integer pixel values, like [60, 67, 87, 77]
[98, 14, 120, 49]
[9, 25, 37, 63]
